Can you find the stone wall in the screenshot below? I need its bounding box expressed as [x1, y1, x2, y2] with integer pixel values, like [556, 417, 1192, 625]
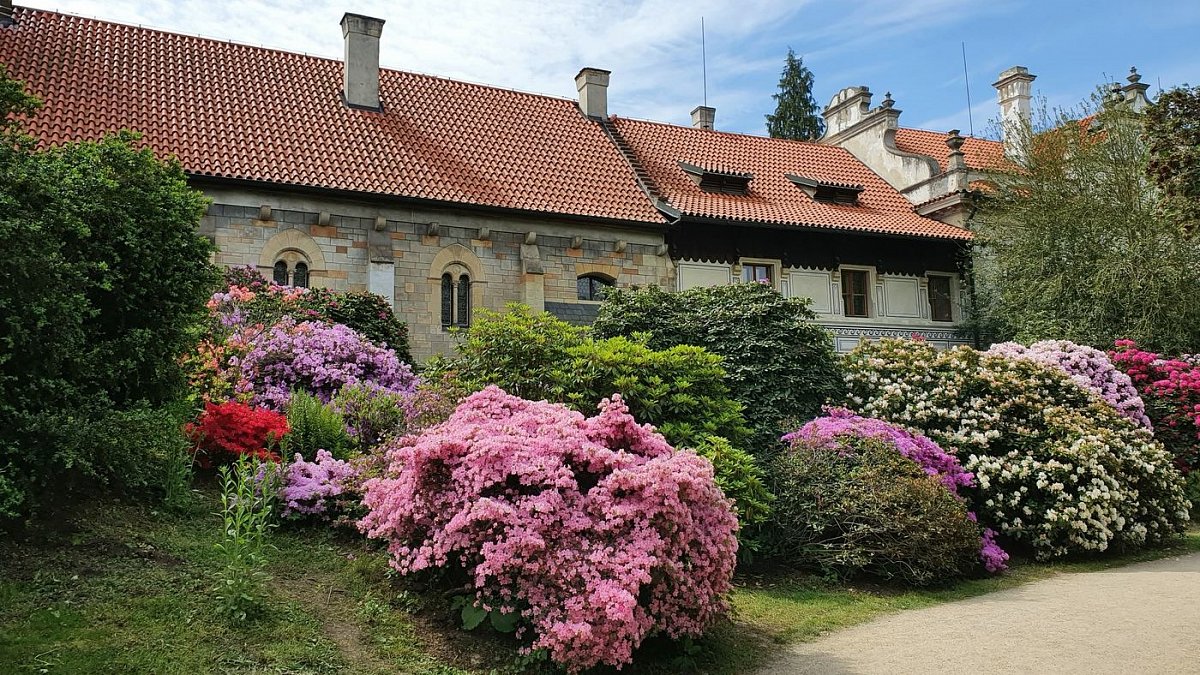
[198, 184, 671, 362]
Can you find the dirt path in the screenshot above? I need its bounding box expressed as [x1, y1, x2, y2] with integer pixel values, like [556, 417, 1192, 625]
[757, 553, 1200, 674]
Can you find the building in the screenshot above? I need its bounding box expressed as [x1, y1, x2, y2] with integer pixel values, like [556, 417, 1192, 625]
[0, 4, 974, 358]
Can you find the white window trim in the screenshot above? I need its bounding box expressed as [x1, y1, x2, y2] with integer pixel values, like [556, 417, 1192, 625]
[736, 257, 782, 291]
[836, 264, 876, 319]
[925, 272, 960, 323]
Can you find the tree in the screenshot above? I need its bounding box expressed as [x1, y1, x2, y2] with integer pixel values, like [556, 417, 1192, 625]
[969, 92, 1200, 353]
[0, 65, 219, 519]
[765, 48, 824, 141]
[1144, 84, 1200, 232]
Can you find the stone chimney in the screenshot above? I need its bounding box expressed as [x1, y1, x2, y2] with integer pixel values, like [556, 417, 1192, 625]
[1122, 66, 1152, 112]
[691, 105, 715, 130]
[1, 0, 14, 27]
[341, 13, 385, 110]
[993, 66, 1036, 159]
[575, 68, 610, 118]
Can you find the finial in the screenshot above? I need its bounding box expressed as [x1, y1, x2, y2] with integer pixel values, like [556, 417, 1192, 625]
[946, 129, 966, 151]
[1127, 66, 1141, 84]
[881, 91, 894, 109]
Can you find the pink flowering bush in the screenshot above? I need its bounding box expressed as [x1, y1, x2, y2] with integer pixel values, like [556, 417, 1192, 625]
[237, 318, 418, 411]
[988, 340, 1151, 428]
[358, 386, 738, 673]
[1110, 339, 1200, 472]
[774, 409, 1008, 580]
[280, 450, 357, 518]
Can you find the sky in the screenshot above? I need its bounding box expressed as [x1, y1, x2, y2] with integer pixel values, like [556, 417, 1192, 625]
[16, 0, 1200, 139]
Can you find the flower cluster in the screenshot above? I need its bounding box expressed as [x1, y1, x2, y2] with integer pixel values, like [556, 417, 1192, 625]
[988, 340, 1150, 428]
[1110, 340, 1200, 472]
[359, 386, 738, 673]
[784, 408, 1007, 573]
[280, 449, 357, 518]
[185, 400, 288, 467]
[844, 339, 1190, 560]
[237, 318, 418, 411]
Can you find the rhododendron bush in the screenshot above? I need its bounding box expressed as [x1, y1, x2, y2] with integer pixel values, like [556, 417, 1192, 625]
[987, 340, 1151, 428]
[771, 408, 1007, 582]
[1110, 340, 1200, 472]
[280, 450, 357, 518]
[237, 318, 418, 411]
[359, 386, 738, 673]
[185, 401, 288, 466]
[844, 339, 1189, 560]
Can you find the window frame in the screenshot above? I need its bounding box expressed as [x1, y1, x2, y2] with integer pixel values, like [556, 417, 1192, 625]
[737, 257, 780, 291]
[576, 273, 615, 302]
[839, 267, 872, 318]
[927, 274, 955, 322]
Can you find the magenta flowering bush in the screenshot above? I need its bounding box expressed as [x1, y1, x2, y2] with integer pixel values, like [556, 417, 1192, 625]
[237, 318, 418, 410]
[280, 449, 357, 518]
[782, 408, 1008, 574]
[988, 340, 1151, 428]
[358, 386, 738, 673]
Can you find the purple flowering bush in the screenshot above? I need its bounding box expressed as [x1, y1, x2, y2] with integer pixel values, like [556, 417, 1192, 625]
[237, 318, 418, 411]
[280, 450, 357, 518]
[768, 409, 1007, 583]
[845, 339, 1190, 560]
[359, 386, 738, 673]
[988, 340, 1151, 428]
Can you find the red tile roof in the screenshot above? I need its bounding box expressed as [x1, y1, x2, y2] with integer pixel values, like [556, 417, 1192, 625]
[611, 118, 971, 240]
[893, 128, 1005, 172]
[0, 7, 664, 224]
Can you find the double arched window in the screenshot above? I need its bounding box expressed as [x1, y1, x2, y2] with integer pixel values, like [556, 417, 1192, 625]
[441, 265, 471, 328]
[272, 250, 311, 287]
[577, 273, 614, 301]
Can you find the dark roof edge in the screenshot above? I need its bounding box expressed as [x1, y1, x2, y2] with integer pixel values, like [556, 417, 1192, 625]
[675, 213, 972, 242]
[186, 174, 671, 231]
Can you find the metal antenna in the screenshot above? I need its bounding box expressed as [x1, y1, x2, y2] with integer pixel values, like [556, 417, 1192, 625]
[702, 17, 708, 107]
[961, 42, 974, 137]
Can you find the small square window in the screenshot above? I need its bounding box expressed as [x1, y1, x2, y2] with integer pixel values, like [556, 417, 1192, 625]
[841, 269, 869, 317]
[742, 263, 773, 285]
[928, 275, 954, 322]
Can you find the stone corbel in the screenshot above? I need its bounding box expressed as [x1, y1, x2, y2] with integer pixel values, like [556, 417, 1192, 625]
[373, 216, 387, 232]
[477, 227, 491, 241]
[258, 204, 273, 221]
[615, 240, 627, 254]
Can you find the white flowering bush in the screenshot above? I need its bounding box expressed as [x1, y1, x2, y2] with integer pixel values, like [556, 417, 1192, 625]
[844, 339, 1190, 560]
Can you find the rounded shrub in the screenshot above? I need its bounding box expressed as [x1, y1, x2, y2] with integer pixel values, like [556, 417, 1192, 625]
[359, 386, 738, 673]
[844, 338, 1191, 560]
[593, 283, 843, 453]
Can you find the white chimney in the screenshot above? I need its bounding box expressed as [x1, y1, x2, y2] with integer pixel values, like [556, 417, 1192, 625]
[691, 105, 715, 130]
[341, 13, 385, 110]
[575, 68, 611, 118]
[993, 66, 1036, 159]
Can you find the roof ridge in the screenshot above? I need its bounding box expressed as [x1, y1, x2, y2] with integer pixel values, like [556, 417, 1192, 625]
[13, 6, 580, 106]
[612, 114, 835, 147]
[898, 126, 1001, 142]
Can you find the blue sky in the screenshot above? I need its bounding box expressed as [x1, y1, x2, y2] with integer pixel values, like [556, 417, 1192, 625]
[17, 0, 1200, 138]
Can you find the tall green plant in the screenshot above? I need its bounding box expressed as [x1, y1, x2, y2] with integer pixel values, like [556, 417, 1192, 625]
[765, 48, 824, 141]
[283, 390, 351, 460]
[213, 456, 279, 622]
[971, 93, 1200, 352]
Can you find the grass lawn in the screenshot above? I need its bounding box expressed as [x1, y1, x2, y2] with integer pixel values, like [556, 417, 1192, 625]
[3, 489, 1197, 674]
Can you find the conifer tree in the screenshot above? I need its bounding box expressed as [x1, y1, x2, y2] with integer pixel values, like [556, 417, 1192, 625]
[765, 48, 824, 140]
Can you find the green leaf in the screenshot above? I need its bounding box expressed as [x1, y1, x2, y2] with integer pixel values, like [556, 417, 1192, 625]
[460, 603, 487, 630]
[489, 609, 520, 633]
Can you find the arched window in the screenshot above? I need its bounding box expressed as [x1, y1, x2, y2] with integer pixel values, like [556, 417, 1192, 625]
[439, 268, 472, 329]
[577, 273, 614, 301]
[440, 273, 454, 327]
[272, 251, 312, 287]
[456, 274, 471, 327]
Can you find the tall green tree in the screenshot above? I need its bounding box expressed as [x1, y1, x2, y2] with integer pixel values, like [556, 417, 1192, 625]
[765, 48, 824, 141]
[1144, 84, 1200, 232]
[969, 92, 1200, 352]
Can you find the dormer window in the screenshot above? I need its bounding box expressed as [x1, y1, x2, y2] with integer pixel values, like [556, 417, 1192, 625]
[678, 161, 753, 195]
[786, 174, 864, 205]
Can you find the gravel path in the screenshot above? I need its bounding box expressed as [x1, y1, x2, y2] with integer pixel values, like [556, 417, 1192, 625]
[756, 552, 1200, 674]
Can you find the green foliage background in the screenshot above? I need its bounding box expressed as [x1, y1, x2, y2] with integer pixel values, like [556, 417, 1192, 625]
[765, 48, 825, 141]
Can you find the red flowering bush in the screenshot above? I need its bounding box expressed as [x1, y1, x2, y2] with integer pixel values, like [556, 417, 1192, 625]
[1110, 339, 1200, 472]
[359, 386, 738, 673]
[185, 401, 289, 467]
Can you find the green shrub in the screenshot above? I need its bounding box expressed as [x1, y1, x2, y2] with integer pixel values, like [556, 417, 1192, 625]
[331, 383, 412, 452]
[214, 456, 279, 622]
[593, 283, 843, 454]
[299, 288, 411, 363]
[0, 68, 217, 519]
[284, 391, 352, 460]
[766, 437, 982, 585]
[693, 435, 773, 555]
